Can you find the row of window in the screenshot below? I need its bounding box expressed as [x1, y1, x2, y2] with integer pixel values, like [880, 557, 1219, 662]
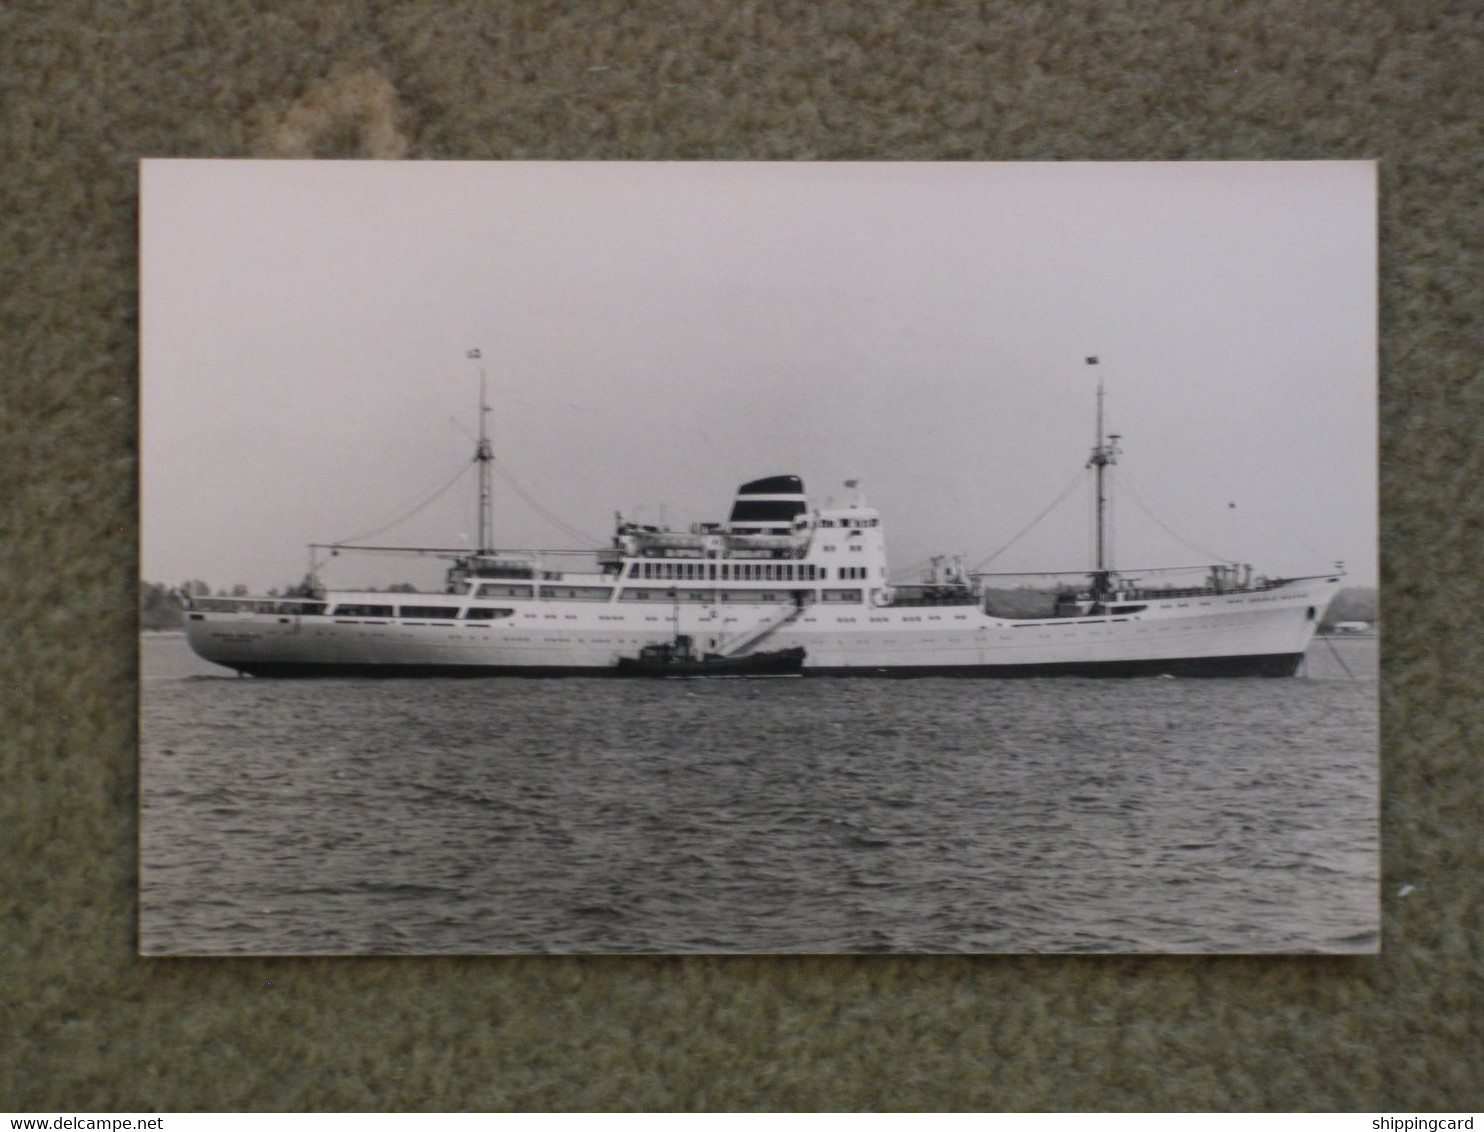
[617, 588, 867, 603]
[464, 567, 878, 599]
[467, 584, 627, 600]
[329, 590, 875, 617]
[628, 560, 823, 582]
[329, 604, 515, 620]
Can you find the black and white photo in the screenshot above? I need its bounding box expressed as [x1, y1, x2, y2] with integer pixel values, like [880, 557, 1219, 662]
[140, 160, 1378, 954]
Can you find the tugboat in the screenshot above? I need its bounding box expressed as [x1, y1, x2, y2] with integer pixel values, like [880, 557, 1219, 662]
[617, 635, 806, 678]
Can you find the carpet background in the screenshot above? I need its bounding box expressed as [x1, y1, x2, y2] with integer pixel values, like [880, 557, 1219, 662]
[3, 0, 1480, 1112]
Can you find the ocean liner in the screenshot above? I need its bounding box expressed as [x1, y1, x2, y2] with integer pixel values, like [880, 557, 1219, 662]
[183, 380, 1342, 678]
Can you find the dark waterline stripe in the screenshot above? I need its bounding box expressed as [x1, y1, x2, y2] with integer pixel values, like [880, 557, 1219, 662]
[228, 653, 1304, 679]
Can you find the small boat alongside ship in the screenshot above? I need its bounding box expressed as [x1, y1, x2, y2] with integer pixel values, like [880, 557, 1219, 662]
[616, 636, 806, 678]
[182, 372, 1343, 678]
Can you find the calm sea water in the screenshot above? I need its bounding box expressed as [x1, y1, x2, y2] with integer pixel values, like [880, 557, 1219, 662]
[139, 634, 1378, 955]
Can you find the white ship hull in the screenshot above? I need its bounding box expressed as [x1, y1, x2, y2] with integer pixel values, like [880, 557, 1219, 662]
[185, 575, 1340, 679]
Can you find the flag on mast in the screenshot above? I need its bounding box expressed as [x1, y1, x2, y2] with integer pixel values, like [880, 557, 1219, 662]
[1086, 356, 1098, 365]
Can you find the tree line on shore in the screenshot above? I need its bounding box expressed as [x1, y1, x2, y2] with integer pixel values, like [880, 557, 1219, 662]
[1321, 586, 1379, 629]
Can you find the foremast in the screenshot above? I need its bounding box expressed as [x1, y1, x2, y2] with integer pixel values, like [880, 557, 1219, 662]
[1085, 361, 1121, 595]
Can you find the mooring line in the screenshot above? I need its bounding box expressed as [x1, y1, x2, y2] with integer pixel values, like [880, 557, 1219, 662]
[1322, 634, 1358, 680]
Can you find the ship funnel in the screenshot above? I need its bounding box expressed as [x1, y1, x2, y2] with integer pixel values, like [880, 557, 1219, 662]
[726, 475, 807, 536]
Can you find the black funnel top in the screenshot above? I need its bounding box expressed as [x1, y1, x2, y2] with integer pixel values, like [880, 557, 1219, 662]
[736, 475, 804, 496]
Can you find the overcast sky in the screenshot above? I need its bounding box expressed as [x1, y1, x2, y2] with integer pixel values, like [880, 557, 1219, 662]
[141, 160, 1376, 593]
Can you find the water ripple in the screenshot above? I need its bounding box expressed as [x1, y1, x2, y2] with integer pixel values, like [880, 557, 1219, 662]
[140, 635, 1379, 954]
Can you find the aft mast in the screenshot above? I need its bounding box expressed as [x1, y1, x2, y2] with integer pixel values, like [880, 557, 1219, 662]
[1085, 357, 1121, 594]
[469, 348, 494, 555]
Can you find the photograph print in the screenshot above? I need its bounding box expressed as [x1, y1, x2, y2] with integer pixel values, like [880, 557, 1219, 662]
[140, 160, 1378, 954]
